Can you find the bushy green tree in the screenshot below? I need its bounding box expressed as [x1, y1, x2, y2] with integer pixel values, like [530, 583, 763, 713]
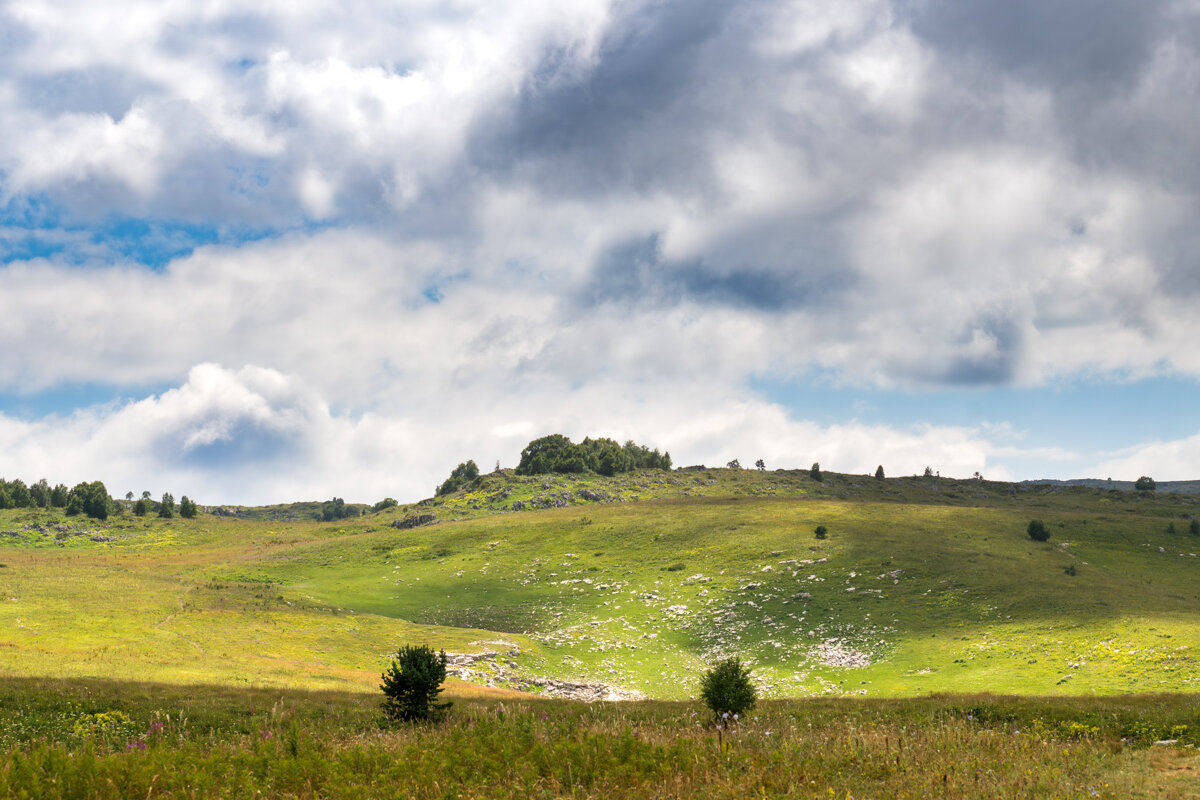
[810, 462, 822, 482]
[132, 498, 151, 516]
[700, 657, 757, 722]
[373, 497, 399, 512]
[875, 465, 885, 480]
[320, 497, 360, 521]
[1027, 519, 1049, 542]
[50, 484, 68, 507]
[7, 480, 29, 508]
[179, 496, 198, 519]
[380, 645, 451, 722]
[1134, 476, 1157, 491]
[30, 479, 51, 508]
[814, 525, 828, 540]
[65, 481, 111, 520]
[436, 460, 480, 496]
[159, 492, 175, 519]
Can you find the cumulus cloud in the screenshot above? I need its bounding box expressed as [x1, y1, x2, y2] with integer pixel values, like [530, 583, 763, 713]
[1091, 431, 1200, 483]
[0, 362, 1028, 504]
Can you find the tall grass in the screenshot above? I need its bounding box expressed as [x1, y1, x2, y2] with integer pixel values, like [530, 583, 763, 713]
[1, 678, 1197, 799]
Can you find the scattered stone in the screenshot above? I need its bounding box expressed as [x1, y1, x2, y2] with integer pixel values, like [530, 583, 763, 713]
[393, 514, 437, 529]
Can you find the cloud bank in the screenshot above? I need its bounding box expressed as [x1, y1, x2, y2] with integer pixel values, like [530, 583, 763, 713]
[2, 0, 1199, 501]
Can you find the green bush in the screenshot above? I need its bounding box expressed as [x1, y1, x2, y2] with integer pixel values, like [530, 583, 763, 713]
[1027, 520, 1049, 542]
[700, 657, 757, 722]
[1134, 476, 1156, 491]
[380, 645, 451, 723]
[1190, 519, 1199, 536]
[436, 461, 480, 496]
[814, 525, 827, 540]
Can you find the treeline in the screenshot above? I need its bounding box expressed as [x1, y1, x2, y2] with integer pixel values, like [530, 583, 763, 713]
[515, 434, 671, 476]
[0, 478, 199, 521]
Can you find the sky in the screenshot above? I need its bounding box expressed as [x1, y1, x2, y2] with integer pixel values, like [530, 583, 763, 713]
[2, 0, 1200, 505]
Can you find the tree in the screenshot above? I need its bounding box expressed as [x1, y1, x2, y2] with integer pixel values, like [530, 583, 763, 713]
[700, 657, 757, 722]
[159, 492, 175, 518]
[726, 459, 741, 469]
[141, 490, 152, 500]
[923, 466, 934, 478]
[132, 498, 151, 516]
[30, 479, 51, 508]
[814, 525, 828, 540]
[372, 497, 399, 513]
[1134, 476, 1156, 491]
[50, 484, 69, 507]
[1027, 519, 1049, 542]
[1190, 519, 1199, 536]
[66, 481, 111, 520]
[321, 498, 360, 521]
[179, 496, 198, 519]
[125, 491, 134, 503]
[380, 645, 451, 723]
[437, 460, 481, 496]
[7, 480, 29, 508]
[810, 462, 822, 482]
[875, 465, 885, 480]
[754, 459, 765, 471]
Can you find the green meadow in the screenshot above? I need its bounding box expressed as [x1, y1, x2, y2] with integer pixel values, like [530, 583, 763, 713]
[2, 468, 1199, 796]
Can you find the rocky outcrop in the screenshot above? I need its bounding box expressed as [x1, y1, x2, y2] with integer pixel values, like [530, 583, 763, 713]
[393, 514, 438, 529]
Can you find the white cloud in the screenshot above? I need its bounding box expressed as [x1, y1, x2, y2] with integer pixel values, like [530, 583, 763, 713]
[1091, 432, 1200, 483]
[0, 361, 1023, 504]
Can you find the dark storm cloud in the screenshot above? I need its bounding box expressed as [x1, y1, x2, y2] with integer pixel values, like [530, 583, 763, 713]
[904, 0, 1163, 93]
[578, 228, 854, 313]
[473, 0, 740, 198]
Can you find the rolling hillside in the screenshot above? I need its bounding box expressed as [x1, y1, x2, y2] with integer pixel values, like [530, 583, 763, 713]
[1, 468, 1198, 700]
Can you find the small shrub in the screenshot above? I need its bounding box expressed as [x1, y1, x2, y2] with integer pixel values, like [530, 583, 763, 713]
[1134, 476, 1156, 491]
[1190, 519, 1199, 536]
[810, 462, 822, 481]
[814, 525, 827, 540]
[380, 645, 451, 723]
[700, 657, 757, 722]
[1167, 521, 1177, 535]
[1063, 564, 1077, 576]
[664, 563, 685, 571]
[1027, 520, 1049, 542]
[875, 465, 884, 480]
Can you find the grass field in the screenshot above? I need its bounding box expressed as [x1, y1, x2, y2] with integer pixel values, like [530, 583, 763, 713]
[2, 469, 1199, 699]
[1, 677, 1198, 799]
[2, 468, 1199, 796]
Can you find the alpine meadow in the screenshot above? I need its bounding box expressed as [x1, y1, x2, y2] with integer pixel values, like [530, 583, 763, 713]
[2, 460, 1199, 797]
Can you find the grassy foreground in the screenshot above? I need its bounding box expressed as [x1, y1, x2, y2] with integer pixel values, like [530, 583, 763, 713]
[2, 677, 1198, 799]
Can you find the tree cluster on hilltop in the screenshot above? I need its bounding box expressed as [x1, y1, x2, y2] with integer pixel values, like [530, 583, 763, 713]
[436, 460, 480, 496]
[515, 434, 671, 476]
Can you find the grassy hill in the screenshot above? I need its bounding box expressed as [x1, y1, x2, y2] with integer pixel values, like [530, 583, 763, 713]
[4, 468, 1200, 797]
[2, 468, 1198, 701]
